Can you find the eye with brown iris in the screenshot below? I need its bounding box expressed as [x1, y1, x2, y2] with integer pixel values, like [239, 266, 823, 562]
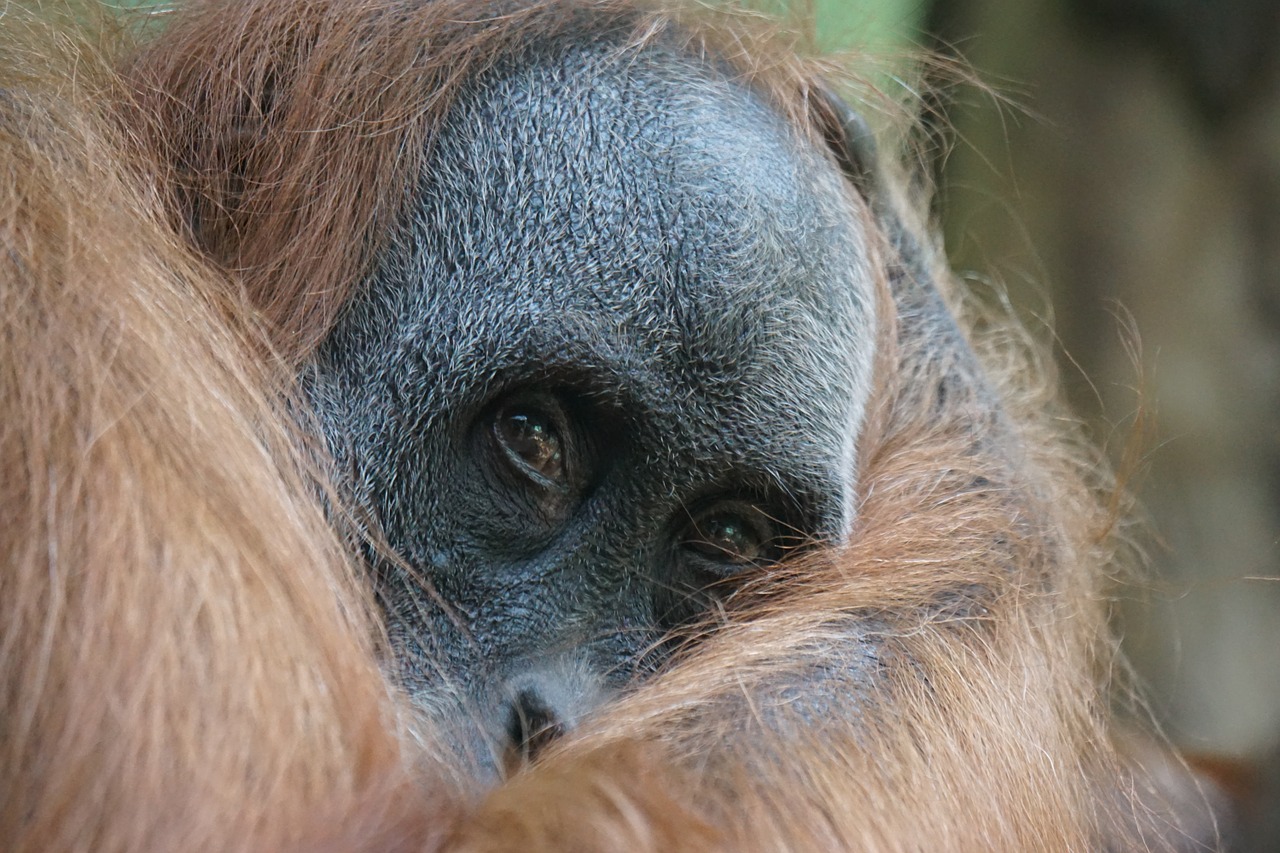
[682, 510, 771, 567]
[492, 406, 565, 485]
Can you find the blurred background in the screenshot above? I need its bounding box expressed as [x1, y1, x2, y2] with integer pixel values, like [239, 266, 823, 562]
[810, 0, 1280, 845]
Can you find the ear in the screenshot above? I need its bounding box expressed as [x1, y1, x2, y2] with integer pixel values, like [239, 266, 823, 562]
[807, 82, 938, 296]
[808, 82, 879, 198]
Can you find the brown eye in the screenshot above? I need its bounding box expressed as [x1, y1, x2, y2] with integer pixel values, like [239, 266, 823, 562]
[682, 509, 770, 566]
[493, 406, 564, 485]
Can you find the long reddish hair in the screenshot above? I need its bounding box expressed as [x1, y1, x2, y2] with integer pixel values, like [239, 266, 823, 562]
[0, 2, 1217, 850]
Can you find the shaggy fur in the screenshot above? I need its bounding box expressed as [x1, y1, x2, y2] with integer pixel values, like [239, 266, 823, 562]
[0, 1, 1220, 850]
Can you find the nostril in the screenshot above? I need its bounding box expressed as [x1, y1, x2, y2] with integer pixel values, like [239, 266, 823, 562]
[495, 660, 602, 773]
[505, 687, 565, 765]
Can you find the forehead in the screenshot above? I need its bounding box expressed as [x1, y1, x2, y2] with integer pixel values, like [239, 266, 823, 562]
[418, 41, 869, 323]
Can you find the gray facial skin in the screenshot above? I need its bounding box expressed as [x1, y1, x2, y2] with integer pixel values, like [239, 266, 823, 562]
[306, 32, 876, 775]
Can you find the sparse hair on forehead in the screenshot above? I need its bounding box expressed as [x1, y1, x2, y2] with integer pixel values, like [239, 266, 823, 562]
[123, 0, 885, 363]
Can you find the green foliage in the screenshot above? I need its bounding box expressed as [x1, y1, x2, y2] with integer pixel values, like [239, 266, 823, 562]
[751, 0, 923, 51]
[814, 0, 923, 51]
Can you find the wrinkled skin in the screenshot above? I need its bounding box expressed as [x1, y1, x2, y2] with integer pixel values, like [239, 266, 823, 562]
[306, 35, 876, 775]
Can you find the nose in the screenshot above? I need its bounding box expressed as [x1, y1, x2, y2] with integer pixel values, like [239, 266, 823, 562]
[504, 686, 565, 763]
[497, 663, 601, 770]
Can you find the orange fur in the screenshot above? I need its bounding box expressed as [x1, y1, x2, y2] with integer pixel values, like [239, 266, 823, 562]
[0, 15, 451, 850]
[0, 1, 1221, 850]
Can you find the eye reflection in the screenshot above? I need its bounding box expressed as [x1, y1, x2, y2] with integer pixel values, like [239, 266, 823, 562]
[681, 507, 774, 569]
[493, 406, 564, 485]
